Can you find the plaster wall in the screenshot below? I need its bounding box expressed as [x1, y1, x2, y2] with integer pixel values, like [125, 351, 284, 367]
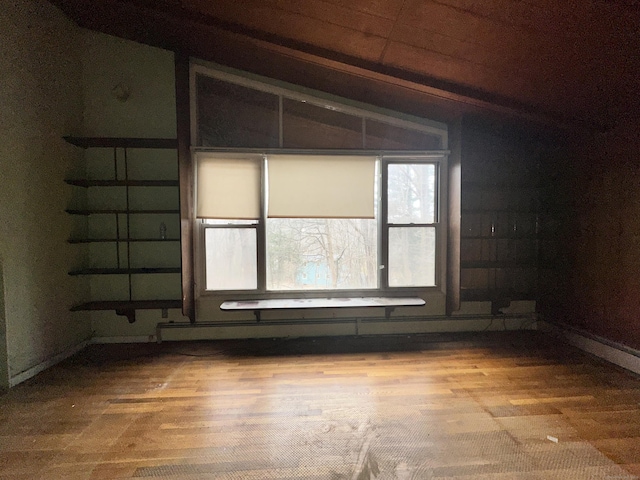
[79, 31, 186, 338]
[0, 0, 90, 381]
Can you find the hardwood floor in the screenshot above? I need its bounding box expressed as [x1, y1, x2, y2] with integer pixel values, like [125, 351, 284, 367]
[0, 331, 638, 479]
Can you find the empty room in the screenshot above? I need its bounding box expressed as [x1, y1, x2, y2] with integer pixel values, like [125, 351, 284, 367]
[1, 0, 639, 478]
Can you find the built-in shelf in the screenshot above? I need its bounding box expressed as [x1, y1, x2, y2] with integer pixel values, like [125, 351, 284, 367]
[461, 235, 539, 240]
[460, 288, 536, 302]
[70, 299, 182, 323]
[64, 135, 182, 322]
[64, 136, 177, 149]
[66, 209, 179, 215]
[68, 238, 180, 244]
[461, 261, 537, 269]
[462, 181, 540, 190]
[69, 267, 181, 276]
[65, 179, 179, 187]
[461, 209, 539, 214]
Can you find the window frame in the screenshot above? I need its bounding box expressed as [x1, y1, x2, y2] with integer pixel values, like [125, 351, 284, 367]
[190, 61, 449, 300]
[382, 157, 441, 289]
[195, 150, 447, 297]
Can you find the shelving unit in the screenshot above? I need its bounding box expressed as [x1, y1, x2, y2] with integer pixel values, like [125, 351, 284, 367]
[460, 181, 541, 306]
[65, 136, 181, 322]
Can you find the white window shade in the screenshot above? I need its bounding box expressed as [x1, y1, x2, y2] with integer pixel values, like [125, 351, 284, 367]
[267, 155, 376, 218]
[196, 154, 261, 219]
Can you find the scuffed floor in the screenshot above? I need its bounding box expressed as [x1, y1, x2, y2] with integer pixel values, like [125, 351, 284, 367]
[0, 332, 638, 479]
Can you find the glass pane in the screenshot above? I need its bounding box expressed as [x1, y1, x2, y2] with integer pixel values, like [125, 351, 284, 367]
[388, 163, 436, 224]
[266, 218, 378, 290]
[205, 228, 257, 290]
[283, 98, 362, 149]
[196, 74, 279, 147]
[366, 120, 443, 150]
[388, 227, 436, 287]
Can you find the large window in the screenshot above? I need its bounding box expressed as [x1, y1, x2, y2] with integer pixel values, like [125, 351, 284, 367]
[191, 64, 448, 294]
[197, 154, 442, 292]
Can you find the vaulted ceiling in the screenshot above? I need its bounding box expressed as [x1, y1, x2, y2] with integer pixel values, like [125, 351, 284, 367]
[51, 0, 639, 131]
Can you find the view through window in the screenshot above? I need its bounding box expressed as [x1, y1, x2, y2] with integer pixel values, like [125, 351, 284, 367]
[200, 155, 439, 292]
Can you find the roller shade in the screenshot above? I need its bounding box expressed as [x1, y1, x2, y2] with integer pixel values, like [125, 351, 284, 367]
[268, 155, 376, 218]
[196, 154, 261, 219]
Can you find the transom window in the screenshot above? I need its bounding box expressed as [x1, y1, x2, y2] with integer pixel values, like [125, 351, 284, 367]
[191, 63, 448, 294]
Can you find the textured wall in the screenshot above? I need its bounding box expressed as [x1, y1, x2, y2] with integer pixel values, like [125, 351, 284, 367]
[0, 0, 91, 380]
[543, 122, 640, 350]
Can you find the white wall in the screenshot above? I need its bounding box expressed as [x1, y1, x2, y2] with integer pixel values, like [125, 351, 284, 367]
[82, 32, 177, 138]
[0, 0, 91, 382]
[79, 31, 186, 339]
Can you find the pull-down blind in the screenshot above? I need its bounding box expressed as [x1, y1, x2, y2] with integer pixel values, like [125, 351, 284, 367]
[267, 155, 376, 218]
[196, 154, 261, 219]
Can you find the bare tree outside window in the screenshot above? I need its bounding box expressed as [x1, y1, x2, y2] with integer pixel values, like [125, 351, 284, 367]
[267, 218, 378, 290]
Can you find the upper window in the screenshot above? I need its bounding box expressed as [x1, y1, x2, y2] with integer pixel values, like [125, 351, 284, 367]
[191, 63, 448, 294]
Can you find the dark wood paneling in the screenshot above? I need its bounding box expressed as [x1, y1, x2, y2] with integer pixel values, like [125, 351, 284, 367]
[446, 117, 461, 314]
[459, 120, 549, 307]
[540, 121, 640, 350]
[49, 0, 617, 130]
[183, 0, 390, 61]
[175, 53, 195, 323]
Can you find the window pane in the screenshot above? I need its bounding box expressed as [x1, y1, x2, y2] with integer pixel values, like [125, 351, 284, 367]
[205, 228, 257, 290]
[388, 163, 436, 224]
[266, 218, 378, 290]
[283, 98, 362, 149]
[388, 227, 436, 287]
[196, 74, 279, 147]
[366, 120, 443, 150]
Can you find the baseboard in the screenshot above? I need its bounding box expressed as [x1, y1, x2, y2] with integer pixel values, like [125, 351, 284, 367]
[9, 339, 90, 387]
[540, 321, 640, 375]
[91, 335, 156, 344]
[155, 315, 538, 342]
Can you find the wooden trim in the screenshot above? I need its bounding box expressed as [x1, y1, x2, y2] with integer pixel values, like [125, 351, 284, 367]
[63, 136, 177, 149]
[446, 117, 462, 315]
[68, 267, 181, 275]
[175, 52, 196, 323]
[65, 179, 179, 187]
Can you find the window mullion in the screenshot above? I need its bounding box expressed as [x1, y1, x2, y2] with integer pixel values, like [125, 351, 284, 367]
[257, 156, 267, 292]
[381, 159, 389, 289]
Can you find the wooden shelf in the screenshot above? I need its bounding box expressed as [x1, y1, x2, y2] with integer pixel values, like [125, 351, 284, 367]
[68, 238, 180, 244]
[462, 181, 540, 190]
[461, 261, 537, 269]
[64, 135, 182, 323]
[462, 209, 539, 214]
[66, 209, 179, 215]
[69, 267, 181, 276]
[65, 179, 178, 187]
[461, 235, 539, 240]
[70, 299, 182, 323]
[71, 299, 182, 311]
[460, 288, 536, 302]
[64, 136, 177, 149]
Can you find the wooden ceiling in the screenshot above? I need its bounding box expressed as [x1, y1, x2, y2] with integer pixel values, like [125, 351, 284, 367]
[50, 0, 639, 131]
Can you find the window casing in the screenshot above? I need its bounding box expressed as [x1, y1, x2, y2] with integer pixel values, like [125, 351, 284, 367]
[191, 63, 448, 297]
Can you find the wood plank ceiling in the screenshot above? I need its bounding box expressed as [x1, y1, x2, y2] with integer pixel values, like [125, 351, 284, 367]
[50, 0, 639, 130]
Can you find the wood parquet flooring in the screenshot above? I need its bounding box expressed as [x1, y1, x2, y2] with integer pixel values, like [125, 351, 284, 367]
[0, 331, 638, 479]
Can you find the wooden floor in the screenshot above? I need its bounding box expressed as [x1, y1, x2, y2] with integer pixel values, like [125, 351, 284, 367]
[0, 331, 639, 479]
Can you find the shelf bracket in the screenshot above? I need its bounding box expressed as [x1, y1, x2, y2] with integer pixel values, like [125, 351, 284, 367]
[115, 308, 136, 323]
